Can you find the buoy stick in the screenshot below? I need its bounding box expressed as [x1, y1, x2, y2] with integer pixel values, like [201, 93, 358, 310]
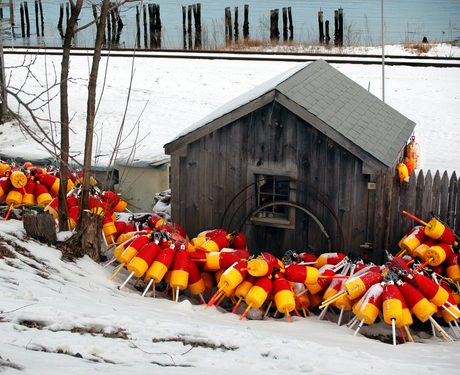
[404, 326, 414, 343]
[103, 256, 117, 268]
[353, 318, 365, 336]
[429, 316, 453, 342]
[391, 319, 397, 346]
[414, 257, 434, 273]
[285, 310, 291, 323]
[294, 308, 301, 318]
[263, 300, 273, 318]
[175, 286, 180, 302]
[232, 297, 243, 314]
[118, 271, 135, 290]
[142, 279, 154, 297]
[302, 307, 307, 318]
[445, 300, 460, 315]
[133, 277, 141, 287]
[319, 291, 347, 309]
[215, 294, 225, 307]
[4, 203, 14, 221]
[320, 290, 347, 306]
[347, 315, 358, 328]
[318, 305, 329, 320]
[442, 304, 460, 320]
[337, 307, 345, 326]
[239, 302, 253, 321]
[295, 288, 308, 298]
[399, 327, 407, 343]
[318, 275, 349, 279]
[448, 322, 459, 339]
[395, 248, 407, 258]
[402, 211, 431, 227]
[110, 263, 125, 280]
[199, 293, 206, 304]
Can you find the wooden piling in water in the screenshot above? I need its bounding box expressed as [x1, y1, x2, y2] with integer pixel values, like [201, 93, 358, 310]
[39, 0, 44, 35]
[270, 9, 279, 41]
[65, 2, 69, 25]
[288, 7, 293, 40]
[194, 3, 201, 49]
[182, 6, 186, 49]
[243, 4, 249, 40]
[57, 3, 63, 31]
[34, 0, 39, 36]
[325, 20, 330, 45]
[20, 3, 25, 37]
[282, 7, 287, 41]
[225, 7, 232, 43]
[143, 4, 148, 49]
[338, 8, 344, 46]
[187, 5, 192, 49]
[234, 6, 239, 42]
[318, 11, 324, 44]
[334, 10, 338, 46]
[24, 1, 30, 37]
[136, 5, 140, 48]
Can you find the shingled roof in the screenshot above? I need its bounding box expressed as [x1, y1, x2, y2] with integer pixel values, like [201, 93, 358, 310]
[165, 59, 416, 170]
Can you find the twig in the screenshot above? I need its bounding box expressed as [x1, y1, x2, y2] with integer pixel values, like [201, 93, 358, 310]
[1, 303, 37, 314]
[129, 342, 176, 365]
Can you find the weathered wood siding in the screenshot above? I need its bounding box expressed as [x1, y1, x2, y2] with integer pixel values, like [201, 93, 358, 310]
[171, 101, 372, 260]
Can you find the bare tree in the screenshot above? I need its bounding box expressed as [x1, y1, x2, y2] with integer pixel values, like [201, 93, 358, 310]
[58, 0, 84, 232]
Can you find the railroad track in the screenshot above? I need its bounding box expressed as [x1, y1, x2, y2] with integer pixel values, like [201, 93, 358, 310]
[4, 47, 460, 67]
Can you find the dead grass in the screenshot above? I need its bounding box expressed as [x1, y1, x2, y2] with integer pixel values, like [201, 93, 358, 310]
[404, 41, 434, 55]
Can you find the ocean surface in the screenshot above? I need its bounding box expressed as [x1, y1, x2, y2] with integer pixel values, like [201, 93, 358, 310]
[1, 0, 459, 49]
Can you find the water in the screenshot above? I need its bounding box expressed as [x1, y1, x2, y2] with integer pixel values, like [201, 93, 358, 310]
[1, 0, 459, 49]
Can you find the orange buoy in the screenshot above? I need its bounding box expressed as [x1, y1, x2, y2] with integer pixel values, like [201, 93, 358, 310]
[314, 252, 346, 269]
[0, 175, 11, 199]
[423, 242, 452, 266]
[352, 282, 384, 325]
[398, 226, 429, 256]
[233, 275, 257, 310]
[398, 281, 436, 323]
[145, 243, 177, 283]
[67, 206, 79, 230]
[0, 162, 11, 175]
[396, 162, 409, 184]
[102, 191, 127, 212]
[409, 273, 449, 307]
[34, 173, 60, 195]
[343, 270, 383, 300]
[117, 233, 152, 267]
[6, 186, 24, 207]
[170, 249, 190, 292]
[187, 260, 206, 296]
[202, 251, 241, 272]
[196, 234, 228, 253]
[306, 265, 336, 294]
[395, 295, 413, 329]
[439, 283, 460, 323]
[239, 276, 273, 320]
[444, 253, 460, 282]
[228, 232, 247, 250]
[9, 167, 27, 189]
[34, 183, 52, 206]
[273, 272, 296, 320]
[284, 264, 319, 285]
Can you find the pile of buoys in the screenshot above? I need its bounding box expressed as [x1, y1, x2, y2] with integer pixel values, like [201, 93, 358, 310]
[1, 159, 129, 233]
[107, 211, 460, 345]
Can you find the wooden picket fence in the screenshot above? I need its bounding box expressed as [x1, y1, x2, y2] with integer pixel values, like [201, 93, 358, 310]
[370, 168, 459, 264]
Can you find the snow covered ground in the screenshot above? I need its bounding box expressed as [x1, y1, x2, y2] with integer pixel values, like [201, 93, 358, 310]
[1, 43, 459, 174]
[1, 44, 460, 374]
[1, 218, 460, 374]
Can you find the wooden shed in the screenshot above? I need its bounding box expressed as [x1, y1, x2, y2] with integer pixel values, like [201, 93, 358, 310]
[164, 59, 416, 261]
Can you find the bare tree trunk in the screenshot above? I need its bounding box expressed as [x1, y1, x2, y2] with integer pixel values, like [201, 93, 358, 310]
[79, 0, 110, 216]
[59, 0, 83, 232]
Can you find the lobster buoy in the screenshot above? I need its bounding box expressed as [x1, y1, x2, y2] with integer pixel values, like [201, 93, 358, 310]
[239, 276, 273, 320]
[0, 162, 11, 175]
[412, 239, 439, 261]
[397, 281, 436, 323]
[102, 191, 127, 212]
[410, 273, 449, 307]
[6, 186, 24, 207]
[284, 264, 319, 285]
[117, 234, 152, 266]
[406, 136, 421, 170]
[0, 175, 11, 199]
[352, 282, 384, 325]
[187, 260, 206, 296]
[396, 162, 409, 184]
[343, 270, 383, 300]
[314, 252, 346, 269]
[202, 251, 241, 272]
[233, 275, 257, 312]
[67, 206, 79, 230]
[127, 241, 161, 279]
[424, 218, 458, 246]
[34, 183, 52, 206]
[145, 243, 177, 283]
[170, 249, 190, 292]
[444, 253, 460, 281]
[9, 167, 27, 189]
[273, 272, 296, 319]
[197, 229, 228, 238]
[228, 232, 247, 250]
[196, 234, 228, 253]
[21, 179, 35, 205]
[307, 265, 336, 294]
[398, 226, 429, 256]
[34, 173, 61, 195]
[423, 242, 452, 267]
[382, 283, 404, 326]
